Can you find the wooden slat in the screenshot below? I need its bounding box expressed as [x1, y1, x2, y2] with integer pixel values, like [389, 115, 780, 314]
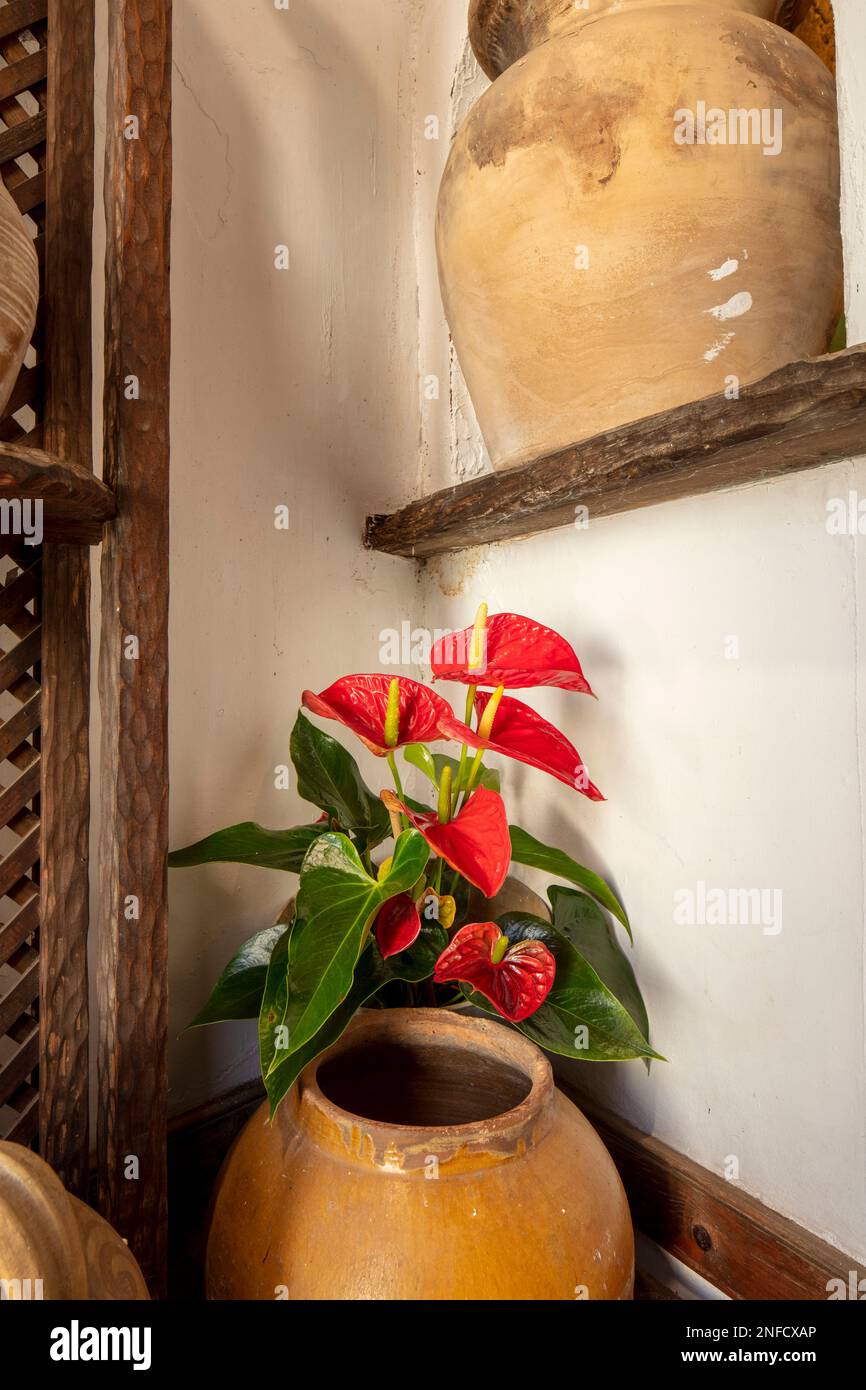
[0, 692, 40, 761]
[0, 623, 40, 690]
[0, 560, 39, 628]
[38, 0, 96, 1199]
[0, 1017, 38, 1106]
[0, 824, 39, 899]
[4, 363, 42, 415]
[365, 344, 866, 559]
[0, 440, 115, 518]
[0, 947, 38, 1035]
[0, 888, 38, 966]
[3, 1083, 38, 1143]
[0, 758, 39, 824]
[97, 0, 171, 1297]
[563, 1086, 866, 1301]
[0, 108, 46, 163]
[10, 168, 44, 212]
[0, 0, 48, 41]
[0, 46, 46, 101]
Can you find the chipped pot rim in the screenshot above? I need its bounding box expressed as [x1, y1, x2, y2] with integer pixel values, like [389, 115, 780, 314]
[292, 1007, 556, 1174]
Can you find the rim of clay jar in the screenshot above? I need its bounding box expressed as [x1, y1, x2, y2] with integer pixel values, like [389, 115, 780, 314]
[469, 0, 805, 83]
[293, 1007, 555, 1174]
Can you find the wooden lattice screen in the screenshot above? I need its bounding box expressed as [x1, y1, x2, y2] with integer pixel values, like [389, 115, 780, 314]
[0, 0, 171, 1294]
[0, 1, 48, 1151]
[0, 0, 96, 1211]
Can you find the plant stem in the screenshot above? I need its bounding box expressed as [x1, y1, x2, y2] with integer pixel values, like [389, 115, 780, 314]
[387, 750, 405, 802]
[451, 683, 476, 816]
[387, 750, 409, 832]
[459, 683, 505, 810]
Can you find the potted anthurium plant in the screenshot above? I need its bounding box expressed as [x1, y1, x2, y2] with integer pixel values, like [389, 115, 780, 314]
[170, 606, 660, 1126]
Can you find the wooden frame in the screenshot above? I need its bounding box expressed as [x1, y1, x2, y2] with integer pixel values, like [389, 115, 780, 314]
[95, 0, 172, 1297]
[0, 0, 172, 1295]
[38, 0, 95, 1204]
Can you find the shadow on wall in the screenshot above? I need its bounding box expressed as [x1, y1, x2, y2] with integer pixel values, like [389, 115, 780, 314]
[168, 0, 419, 1114]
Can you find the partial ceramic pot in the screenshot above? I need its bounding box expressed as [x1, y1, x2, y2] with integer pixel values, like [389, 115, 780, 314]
[207, 1007, 634, 1299]
[789, 0, 835, 74]
[0, 1142, 149, 1299]
[436, 0, 842, 471]
[468, 871, 551, 922]
[0, 180, 38, 417]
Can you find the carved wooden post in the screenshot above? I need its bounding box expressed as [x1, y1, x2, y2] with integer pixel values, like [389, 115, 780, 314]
[97, 0, 172, 1296]
[39, 0, 95, 1201]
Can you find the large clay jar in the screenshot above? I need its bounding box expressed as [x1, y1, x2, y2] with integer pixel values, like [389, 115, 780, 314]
[436, 0, 842, 471]
[0, 1142, 149, 1299]
[207, 1008, 633, 1300]
[0, 179, 38, 417]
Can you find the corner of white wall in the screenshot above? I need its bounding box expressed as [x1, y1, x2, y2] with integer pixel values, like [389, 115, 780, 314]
[834, 0, 866, 338]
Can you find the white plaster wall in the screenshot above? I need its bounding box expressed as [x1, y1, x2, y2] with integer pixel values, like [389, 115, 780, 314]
[166, 0, 425, 1114]
[411, 0, 866, 1263]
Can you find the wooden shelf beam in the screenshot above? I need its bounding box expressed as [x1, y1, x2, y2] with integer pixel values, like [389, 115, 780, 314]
[0, 440, 114, 543]
[366, 345, 866, 559]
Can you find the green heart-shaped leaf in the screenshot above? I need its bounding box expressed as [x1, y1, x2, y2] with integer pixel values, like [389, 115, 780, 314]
[549, 887, 649, 1042]
[169, 821, 324, 872]
[262, 921, 447, 1117]
[190, 923, 288, 1027]
[258, 923, 293, 1080]
[290, 712, 391, 850]
[276, 828, 429, 1062]
[509, 824, 631, 939]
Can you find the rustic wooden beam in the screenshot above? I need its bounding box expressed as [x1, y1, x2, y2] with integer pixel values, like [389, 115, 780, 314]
[96, 0, 172, 1298]
[561, 1085, 866, 1301]
[38, 0, 96, 1201]
[0, 441, 114, 516]
[365, 345, 866, 559]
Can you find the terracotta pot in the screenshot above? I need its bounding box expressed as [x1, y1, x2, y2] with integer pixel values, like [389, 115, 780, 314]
[0, 1142, 149, 1299]
[207, 1007, 633, 1300]
[436, 0, 842, 471]
[790, 0, 835, 74]
[0, 180, 38, 417]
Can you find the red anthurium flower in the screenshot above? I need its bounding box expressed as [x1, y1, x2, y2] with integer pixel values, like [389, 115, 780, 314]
[430, 613, 594, 694]
[302, 675, 454, 756]
[440, 692, 604, 800]
[433, 922, 556, 1022]
[374, 894, 421, 960]
[381, 786, 510, 899]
